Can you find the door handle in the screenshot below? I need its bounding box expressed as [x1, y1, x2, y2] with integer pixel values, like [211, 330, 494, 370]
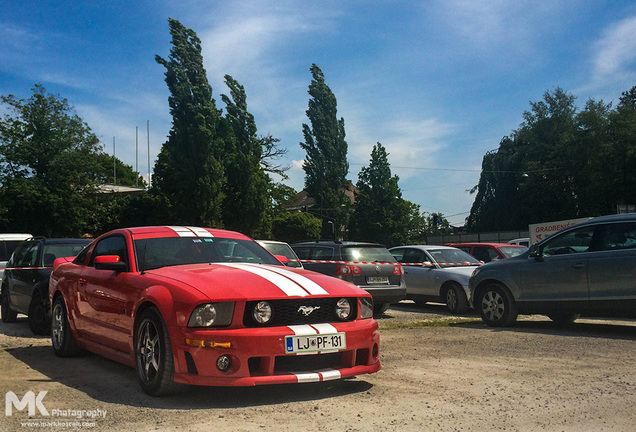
[79, 278, 87, 285]
[572, 263, 585, 269]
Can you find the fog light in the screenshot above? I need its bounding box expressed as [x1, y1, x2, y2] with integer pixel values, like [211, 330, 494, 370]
[217, 355, 232, 372]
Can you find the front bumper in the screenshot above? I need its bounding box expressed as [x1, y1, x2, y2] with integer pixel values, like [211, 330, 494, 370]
[170, 319, 381, 386]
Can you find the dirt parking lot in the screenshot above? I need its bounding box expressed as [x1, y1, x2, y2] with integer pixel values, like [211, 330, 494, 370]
[1, 301, 635, 431]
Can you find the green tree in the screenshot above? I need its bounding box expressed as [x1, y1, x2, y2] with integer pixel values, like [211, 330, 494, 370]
[271, 211, 322, 243]
[154, 18, 225, 227]
[349, 143, 413, 246]
[220, 75, 270, 236]
[0, 85, 138, 236]
[300, 64, 351, 238]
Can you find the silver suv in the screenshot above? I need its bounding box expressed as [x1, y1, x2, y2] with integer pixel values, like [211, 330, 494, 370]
[469, 214, 636, 326]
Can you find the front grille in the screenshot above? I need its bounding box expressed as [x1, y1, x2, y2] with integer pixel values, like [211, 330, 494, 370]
[243, 298, 357, 327]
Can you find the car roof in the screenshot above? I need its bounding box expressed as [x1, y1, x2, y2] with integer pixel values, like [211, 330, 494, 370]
[390, 245, 459, 250]
[122, 226, 252, 241]
[446, 242, 526, 248]
[292, 240, 382, 246]
[573, 213, 636, 226]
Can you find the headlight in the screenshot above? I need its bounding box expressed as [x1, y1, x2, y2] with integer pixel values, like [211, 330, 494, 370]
[335, 298, 352, 320]
[360, 297, 373, 319]
[188, 302, 235, 327]
[252, 301, 273, 324]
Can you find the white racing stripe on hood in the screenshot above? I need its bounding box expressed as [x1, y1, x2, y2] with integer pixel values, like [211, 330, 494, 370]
[243, 263, 329, 295]
[218, 263, 309, 297]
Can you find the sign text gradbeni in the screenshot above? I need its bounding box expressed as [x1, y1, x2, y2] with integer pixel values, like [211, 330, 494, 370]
[529, 217, 591, 245]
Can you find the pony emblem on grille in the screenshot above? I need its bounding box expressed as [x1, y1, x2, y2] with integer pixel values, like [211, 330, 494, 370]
[298, 305, 321, 316]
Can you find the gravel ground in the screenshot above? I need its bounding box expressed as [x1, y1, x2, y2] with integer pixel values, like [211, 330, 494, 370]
[1, 301, 635, 431]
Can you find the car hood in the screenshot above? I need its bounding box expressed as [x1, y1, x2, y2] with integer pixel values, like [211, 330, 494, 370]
[436, 265, 480, 280]
[145, 263, 366, 301]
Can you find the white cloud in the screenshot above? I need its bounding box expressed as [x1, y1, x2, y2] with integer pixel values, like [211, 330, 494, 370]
[591, 15, 636, 83]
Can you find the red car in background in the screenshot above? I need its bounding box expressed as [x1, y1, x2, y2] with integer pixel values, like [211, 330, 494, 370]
[49, 226, 380, 396]
[446, 242, 528, 263]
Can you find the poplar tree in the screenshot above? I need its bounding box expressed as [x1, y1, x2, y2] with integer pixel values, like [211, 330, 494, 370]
[154, 18, 224, 226]
[350, 143, 416, 246]
[220, 75, 269, 236]
[300, 64, 351, 237]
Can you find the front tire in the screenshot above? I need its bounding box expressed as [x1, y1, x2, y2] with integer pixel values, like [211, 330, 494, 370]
[478, 283, 518, 327]
[445, 284, 469, 314]
[1, 287, 17, 323]
[134, 307, 178, 396]
[29, 291, 51, 335]
[51, 296, 82, 356]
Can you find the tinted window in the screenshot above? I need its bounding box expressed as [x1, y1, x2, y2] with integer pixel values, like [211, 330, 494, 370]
[91, 236, 128, 266]
[599, 222, 636, 251]
[498, 246, 528, 258]
[542, 226, 596, 256]
[13, 241, 39, 267]
[134, 237, 281, 271]
[424, 249, 480, 267]
[342, 246, 396, 262]
[391, 248, 425, 264]
[42, 242, 89, 267]
[472, 246, 498, 263]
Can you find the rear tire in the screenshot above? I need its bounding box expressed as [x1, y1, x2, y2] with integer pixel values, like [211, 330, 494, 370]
[51, 296, 82, 356]
[477, 283, 518, 327]
[547, 312, 579, 325]
[29, 291, 51, 335]
[1, 287, 17, 323]
[373, 303, 390, 316]
[445, 284, 469, 314]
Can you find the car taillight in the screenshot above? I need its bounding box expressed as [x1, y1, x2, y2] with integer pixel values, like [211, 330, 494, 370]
[393, 264, 404, 275]
[336, 265, 362, 275]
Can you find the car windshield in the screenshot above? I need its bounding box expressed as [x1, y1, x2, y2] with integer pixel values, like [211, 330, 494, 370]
[498, 246, 528, 258]
[425, 248, 480, 267]
[134, 237, 282, 271]
[342, 246, 397, 262]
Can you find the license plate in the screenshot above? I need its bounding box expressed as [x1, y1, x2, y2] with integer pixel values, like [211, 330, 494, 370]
[367, 276, 389, 284]
[285, 333, 346, 354]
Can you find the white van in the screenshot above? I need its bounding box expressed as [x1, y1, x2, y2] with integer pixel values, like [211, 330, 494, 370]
[0, 234, 32, 280]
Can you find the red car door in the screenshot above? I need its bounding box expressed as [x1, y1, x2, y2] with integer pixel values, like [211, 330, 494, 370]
[75, 235, 137, 353]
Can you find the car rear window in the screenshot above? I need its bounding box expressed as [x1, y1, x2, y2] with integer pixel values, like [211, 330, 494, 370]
[341, 246, 396, 263]
[426, 248, 480, 266]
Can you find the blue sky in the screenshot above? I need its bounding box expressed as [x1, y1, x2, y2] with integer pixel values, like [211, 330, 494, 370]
[2, 1, 636, 226]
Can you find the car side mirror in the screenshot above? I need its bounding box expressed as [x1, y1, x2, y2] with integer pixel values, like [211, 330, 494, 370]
[95, 255, 127, 272]
[528, 244, 541, 259]
[274, 255, 290, 265]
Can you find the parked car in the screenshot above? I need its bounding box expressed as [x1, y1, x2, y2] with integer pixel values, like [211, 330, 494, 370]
[469, 214, 636, 327]
[0, 233, 32, 281]
[291, 240, 406, 315]
[389, 245, 481, 314]
[1, 237, 91, 334]
[446, 242, 528, 263]
[508, 238, 530, 247]
[49, 226, 381, 396]
[256, 240, 303, 268]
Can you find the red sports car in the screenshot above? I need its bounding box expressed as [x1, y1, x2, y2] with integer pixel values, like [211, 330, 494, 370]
[49, 226, 380, 396]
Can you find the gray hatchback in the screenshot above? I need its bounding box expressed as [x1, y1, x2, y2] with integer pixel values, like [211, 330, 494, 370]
[469, 214, 636, 326]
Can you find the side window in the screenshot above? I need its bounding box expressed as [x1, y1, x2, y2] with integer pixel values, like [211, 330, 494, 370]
[312, 247, 334, 260]
[90, 236, 128, 268]
[401, 248, 425, 264]
[292, 247, 312, 260]
[600, 222, 636, 251]
[14, 242, 39, 267]
[542, 226, 596, 257]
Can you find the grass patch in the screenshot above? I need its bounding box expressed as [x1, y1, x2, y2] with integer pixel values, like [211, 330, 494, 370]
[380, 317, 481, 330]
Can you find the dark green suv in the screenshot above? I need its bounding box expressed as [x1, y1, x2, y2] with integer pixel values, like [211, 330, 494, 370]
[291, 240, 406, 315]
[1, 237, 91, 334]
